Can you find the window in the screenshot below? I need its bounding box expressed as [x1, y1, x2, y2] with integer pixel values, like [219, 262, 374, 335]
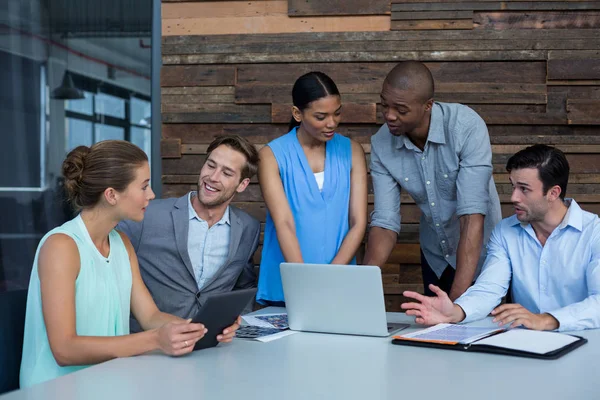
[0, 52, 47, 191]
[65, 77, 151, 165]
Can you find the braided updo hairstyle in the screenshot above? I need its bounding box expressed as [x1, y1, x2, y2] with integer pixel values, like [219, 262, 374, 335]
[62, 140, 148, 211]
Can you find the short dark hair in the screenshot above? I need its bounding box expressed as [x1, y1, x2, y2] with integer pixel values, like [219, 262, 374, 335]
[384, 61, 435, 103]
[62, 140, 148, 211]
[506, 144, 569, 200]
[289, 71, 340, 131]
[207, 135, 259, 181]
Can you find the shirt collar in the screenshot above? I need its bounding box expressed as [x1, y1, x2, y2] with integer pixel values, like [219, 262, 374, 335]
[394, 102, 445, 150]
[557, 198, 583, 231]
[509, 198, 583, 232]
[188, 192, 230, 226]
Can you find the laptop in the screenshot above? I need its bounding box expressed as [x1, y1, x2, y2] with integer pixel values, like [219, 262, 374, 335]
[280, 263, 409, 337]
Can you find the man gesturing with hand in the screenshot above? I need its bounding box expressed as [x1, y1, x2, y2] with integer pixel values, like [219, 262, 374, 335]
[402, 145, 600, 332]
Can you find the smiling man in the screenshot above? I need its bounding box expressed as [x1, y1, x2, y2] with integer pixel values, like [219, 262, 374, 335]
[363, 61, 502, 300]
[118, 135, 261, 332]
[402, 145, 600, 331]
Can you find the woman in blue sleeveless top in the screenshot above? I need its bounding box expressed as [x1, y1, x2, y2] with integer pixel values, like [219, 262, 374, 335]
[20, 141, 239, 388]
[257, 72, 368, 305]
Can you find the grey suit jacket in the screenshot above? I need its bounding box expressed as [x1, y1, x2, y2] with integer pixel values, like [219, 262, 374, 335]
[118, 193, 260, 333]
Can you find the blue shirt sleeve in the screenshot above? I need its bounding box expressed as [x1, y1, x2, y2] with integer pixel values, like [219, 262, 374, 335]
[455, 111, 493, 217]
[369, 140, 402, 234]
[547, 225, 600, 331]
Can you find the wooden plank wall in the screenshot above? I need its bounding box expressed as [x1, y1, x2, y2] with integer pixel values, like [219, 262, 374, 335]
[161, 0, 600, 311]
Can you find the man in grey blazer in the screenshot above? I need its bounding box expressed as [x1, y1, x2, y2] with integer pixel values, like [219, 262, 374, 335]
[119, 135, 261, 333]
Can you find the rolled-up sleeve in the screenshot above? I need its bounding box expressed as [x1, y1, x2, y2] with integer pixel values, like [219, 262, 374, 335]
[455, 113, 493, 217]
[547, 228, 600, 331]
[454, 223, 511, 323]
[369, 142, 401, 234]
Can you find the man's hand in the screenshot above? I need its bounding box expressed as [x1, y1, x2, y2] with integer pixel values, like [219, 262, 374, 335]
[492, 304, 559, 331]
[217, 316, 241, 343]
[401, 284, 465, 325]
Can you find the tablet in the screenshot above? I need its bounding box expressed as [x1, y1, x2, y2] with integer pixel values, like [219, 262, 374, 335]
[192, 288, 257, 350]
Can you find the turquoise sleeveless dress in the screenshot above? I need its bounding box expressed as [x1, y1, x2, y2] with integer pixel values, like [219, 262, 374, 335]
[257, 128, 354, 303]
[20, 214, 132, 388]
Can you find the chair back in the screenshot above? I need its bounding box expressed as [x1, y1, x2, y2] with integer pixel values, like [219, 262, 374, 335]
[0, 289, 28, 394]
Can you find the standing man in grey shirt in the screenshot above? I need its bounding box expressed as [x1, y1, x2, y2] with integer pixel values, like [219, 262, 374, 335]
[363, 61, 502, 300]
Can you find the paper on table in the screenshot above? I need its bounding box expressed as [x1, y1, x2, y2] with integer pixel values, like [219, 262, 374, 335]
[235, 325, 297, 342]
[254, 330, 297, 343]
[474, 329, 579, 354]
[242, 313, 288, 330]
[395, 323, 504, 345]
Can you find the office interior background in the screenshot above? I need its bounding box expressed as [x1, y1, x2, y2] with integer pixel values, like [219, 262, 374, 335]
[2, 0, 600, 312]
[0, 0, 153, 293]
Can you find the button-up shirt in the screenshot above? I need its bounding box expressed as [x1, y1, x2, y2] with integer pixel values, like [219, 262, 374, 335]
[455, 199, 600, 332]
[187, 192, 230, 290]
[370, 102, 502, 278]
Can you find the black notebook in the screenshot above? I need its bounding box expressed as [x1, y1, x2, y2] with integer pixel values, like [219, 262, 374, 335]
[392, 323, 587, 360]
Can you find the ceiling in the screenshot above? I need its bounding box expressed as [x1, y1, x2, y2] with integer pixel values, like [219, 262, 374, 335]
[1, 0, 152, 77]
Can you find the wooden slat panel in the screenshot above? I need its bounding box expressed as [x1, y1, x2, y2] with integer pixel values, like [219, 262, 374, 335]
[391, 2, 600, 12]
[162, 104, 272, 123]
[164, 38, 600, 55]
[548, 59, 600, 80]
[163, 15, 391, 36]
[162, 29, 600, 46]
[288, 0, 389, 16]
[567, 99, 600, 124]
[163, 1, 288, 19]
[163, 155, 206, 175]
[392, 11, 474, 20]
[474, 11, 600, 29]
[271, 103, 377, 124]
[237, 62, 547, 85]
[386, 244, 421, 264]
[162, 94, 236, 104]
[391, 0, 600, 3]
[164, 50, 546, 64]
[162, 86, 235, 95]
[160, 139, 181, 159]
[235, 82, 548, 104]
[160, 65, 236, 87]
[162, 123, 289, 143]
[391, 19, 473, 30]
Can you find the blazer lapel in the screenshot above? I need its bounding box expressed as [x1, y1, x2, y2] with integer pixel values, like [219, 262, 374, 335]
[201, 207, 243, 290]
[172, 195, 196, 282]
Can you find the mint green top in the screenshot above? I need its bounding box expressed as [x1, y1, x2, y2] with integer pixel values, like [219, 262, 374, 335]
[20, 215, 132, 388]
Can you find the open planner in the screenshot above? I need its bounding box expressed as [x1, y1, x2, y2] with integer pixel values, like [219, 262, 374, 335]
[392, 323, 587, 360]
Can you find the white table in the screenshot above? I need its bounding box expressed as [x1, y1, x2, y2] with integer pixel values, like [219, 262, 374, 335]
[3, 308, 599, 400]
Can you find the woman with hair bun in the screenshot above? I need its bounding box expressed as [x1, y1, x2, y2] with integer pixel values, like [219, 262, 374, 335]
[20, 140, 239, 388]
[256, 71, 368, 305]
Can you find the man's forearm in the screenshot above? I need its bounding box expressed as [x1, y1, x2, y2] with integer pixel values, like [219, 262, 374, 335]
[363, 227, 398, 266]
[450, 214, 484, 300]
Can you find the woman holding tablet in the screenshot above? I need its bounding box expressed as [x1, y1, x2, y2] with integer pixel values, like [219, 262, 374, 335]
[20, 141, 239, 387]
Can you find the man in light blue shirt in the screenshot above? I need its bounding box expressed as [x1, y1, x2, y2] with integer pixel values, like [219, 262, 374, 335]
[402, 145, 600, 331]
[364, 61, 502, 300]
